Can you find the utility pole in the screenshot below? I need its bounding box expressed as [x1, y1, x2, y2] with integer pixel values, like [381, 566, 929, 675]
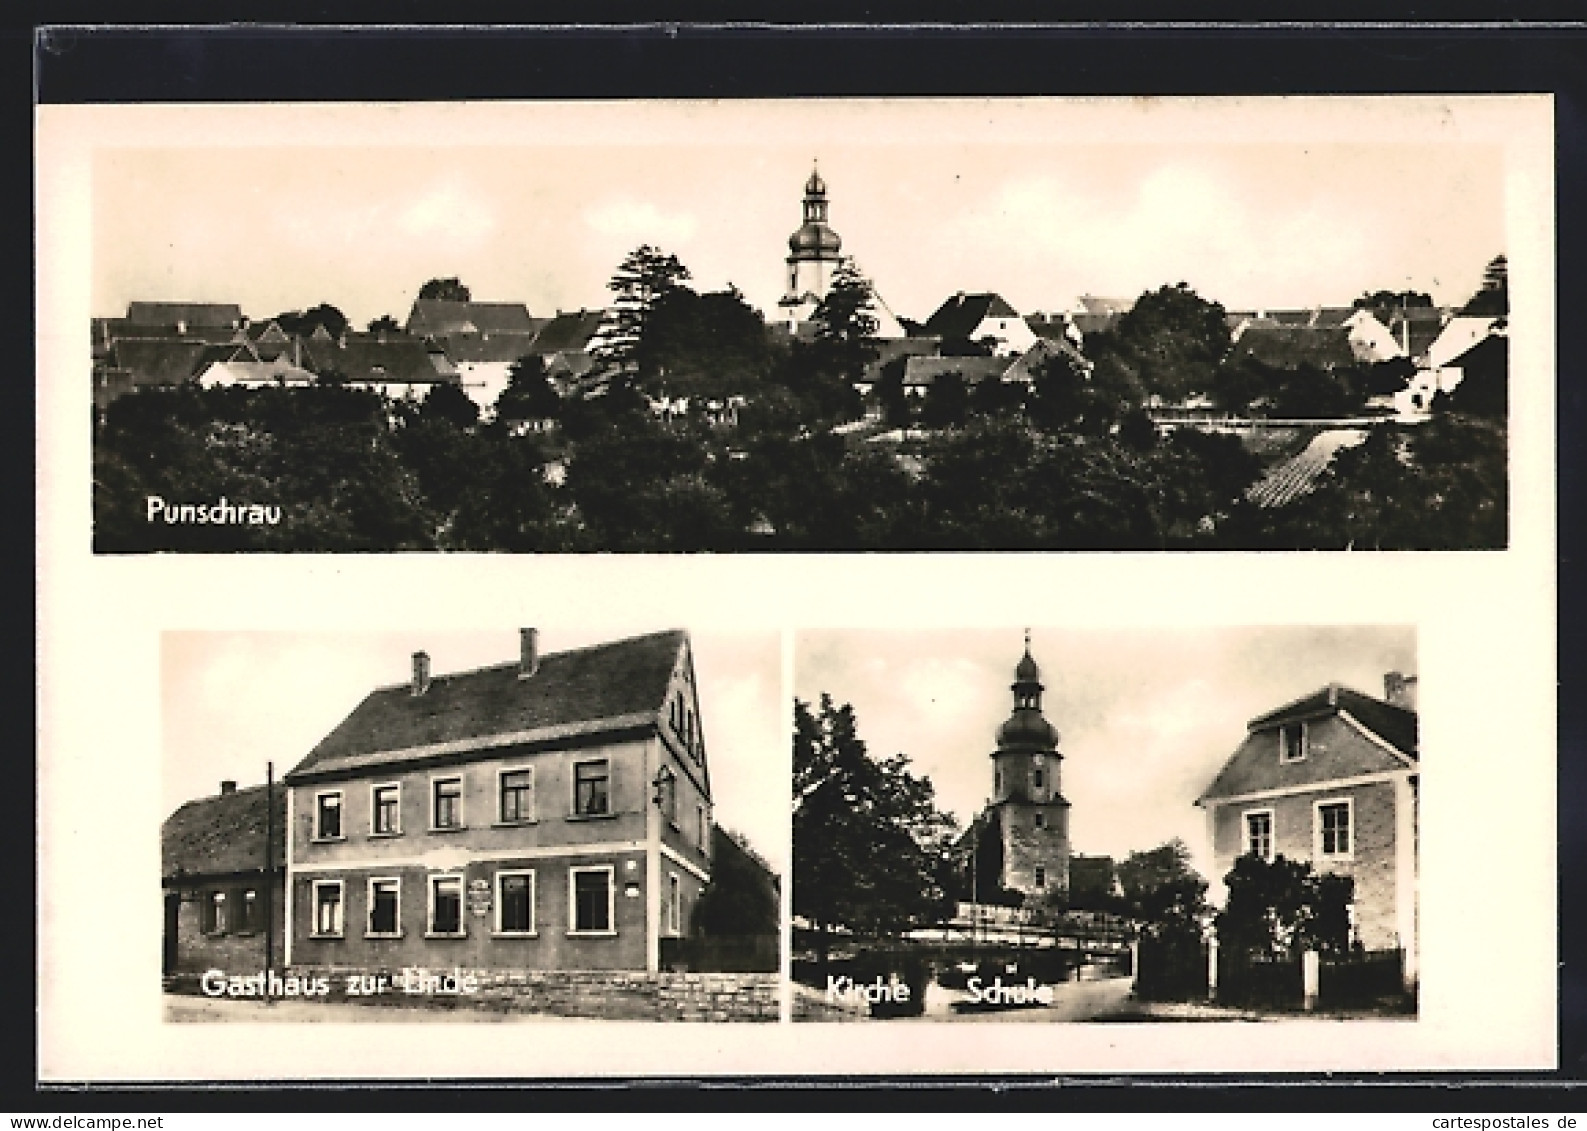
[264, 761, 274, 1007]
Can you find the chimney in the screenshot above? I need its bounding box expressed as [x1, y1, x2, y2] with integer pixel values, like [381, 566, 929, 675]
[519, 628, 539, 679]
[220, 780, 237, 795]
[411, 650, 431, 696]
[1383, 671, 1417, 710]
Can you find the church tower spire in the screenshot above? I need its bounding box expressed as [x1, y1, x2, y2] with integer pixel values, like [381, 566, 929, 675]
[778, 162, 845, 328]
[983, 632, 1072, 898]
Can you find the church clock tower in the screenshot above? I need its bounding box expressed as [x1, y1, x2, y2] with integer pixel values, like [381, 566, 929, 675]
[985, 633, 1072, 898]
[777, 164, 844, 329]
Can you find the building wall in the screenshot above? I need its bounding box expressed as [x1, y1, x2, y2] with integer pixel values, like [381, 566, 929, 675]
[292, 848, 654, 971]
[167, 877, 285, 975]
[998, 802, 1071, 897]
[1209, 777, 1405, 951]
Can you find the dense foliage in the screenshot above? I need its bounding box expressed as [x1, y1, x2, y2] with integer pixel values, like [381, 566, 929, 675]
[792, 695, 959, 954]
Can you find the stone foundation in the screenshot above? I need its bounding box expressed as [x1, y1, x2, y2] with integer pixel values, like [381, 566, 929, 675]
[284, 966, 781, 1022]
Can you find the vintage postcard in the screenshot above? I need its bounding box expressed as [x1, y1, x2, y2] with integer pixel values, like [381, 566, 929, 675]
[36, 94, 1557, 1081]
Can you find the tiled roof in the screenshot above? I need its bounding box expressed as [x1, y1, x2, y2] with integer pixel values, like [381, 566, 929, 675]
[922, 293, 1021, 340]
[107, 338, 212, 386]
[901, 355, 1009, 388]
[1248, 684, 1417, 760]
[440, 332, 544, 364]
[1233, 326, 1357, 370]
[531, 310, 607, 355]
[126, 301, 245, 329]
[303, 338, 459, 384]
[407, 300, 539, 337]
[162, 784, 285, 880]
[1386, 309, 1450, 362]
[286, 630, 687, 783]
[1002, 336, 1092, 384]
[1198, 683, 1417, 804]
[1244, 428, 1366, 508]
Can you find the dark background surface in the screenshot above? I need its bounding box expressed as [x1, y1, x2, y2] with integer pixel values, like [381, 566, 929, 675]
[18, 15, 1587, 1106]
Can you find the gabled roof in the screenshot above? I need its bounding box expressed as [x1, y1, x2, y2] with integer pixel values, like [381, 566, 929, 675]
[440, 332, 544, 364]
[1002, 336, 1092, 384]
[126, 301, 245, 329]
[106, 338, 212, 386]
[406, 300, 539, 337]
[1385, 309, 1450, 361]
[286, 630, 688, 783]
[1232, 325, 1356, 370]
[162, 784, 285, 881]
[1198, 682, 1417, 804]
[303, 337, 459, 384]
[923, 293, 1022, 340]
[530, 310, 607, 355]
[901, 355, 1009, 388]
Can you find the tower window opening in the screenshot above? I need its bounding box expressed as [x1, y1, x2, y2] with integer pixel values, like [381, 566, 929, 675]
[1033, 769, 1044, 790]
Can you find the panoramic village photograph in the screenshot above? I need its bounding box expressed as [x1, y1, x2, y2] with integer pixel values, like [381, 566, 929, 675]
[86, 99, 1511, 553]
[791, 625, 1419, 1022]
[159, 627, 783, 1022]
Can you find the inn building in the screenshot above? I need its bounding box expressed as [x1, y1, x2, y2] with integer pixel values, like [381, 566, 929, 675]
[282, 628, 713, 975]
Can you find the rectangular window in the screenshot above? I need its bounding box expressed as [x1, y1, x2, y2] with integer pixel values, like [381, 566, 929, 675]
[1034, 812, 1046, 829]
[1034, 865, 1047, 889]
[499, 768, 535, 824]
[1317, 800, 1353, 858]
[314, 791, 343, 840]
[1244, 810, 1274, 861]
[697, 803, 708, 849]
[666, 873, 682, 936]
[1279, 722, 1308, 763]
[235, 888, 259, 933]
[574, 760, 610, 817]
[432, 777, 463, 829]
[367, 877, 401, 937]
[201, 891, 225, 934]
[1033, 769, 1044, 789]
[428, 875, 464, 937]
[570, 866, 614, 934]
[312, 881, 343, 938]
[372, 784, 400, 835]
[496, 870, 535, 935]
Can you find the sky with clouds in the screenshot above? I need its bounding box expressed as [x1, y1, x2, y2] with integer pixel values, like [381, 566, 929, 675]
[91, 99, 1506, 330]
[793, 625, 1416, 884]
[162, 628, 787, 873]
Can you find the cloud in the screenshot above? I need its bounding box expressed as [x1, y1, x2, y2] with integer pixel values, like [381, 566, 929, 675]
[397, 180, 497, 248]
[584, 198, 699, 247]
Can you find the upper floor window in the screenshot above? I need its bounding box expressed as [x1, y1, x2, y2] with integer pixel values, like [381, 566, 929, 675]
[372, 784, 401, 835]
[1244, 809, 1274, 861]
[432, 776, 463, 830]
[314, 791, 343, 840]
[1034, 812, 1046, 830]
[697, 803, 708, 849]
[1279, 722, 1308, 763]
[500, 768, 535, 824]
[574, 760, 610, 817]
[1033, 768, 1044, 790]
[1034, 865, 1047, 889]
[1316, 799, 1353, 859]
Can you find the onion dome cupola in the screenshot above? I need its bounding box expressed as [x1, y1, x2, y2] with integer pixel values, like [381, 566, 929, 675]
[787, 163, 843, 260]
[995, 632, 1061, 754]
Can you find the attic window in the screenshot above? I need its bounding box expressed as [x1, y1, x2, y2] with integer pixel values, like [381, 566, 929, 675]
[1279, 722, 1308, 763]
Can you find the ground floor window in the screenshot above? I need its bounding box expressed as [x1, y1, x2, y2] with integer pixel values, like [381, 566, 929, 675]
[570, 865, 614, 934]
[368, 877, 401, 937]
[235, 888, 260, 933]
[428, 874, 464, 937]
[201, 890, 226, 935]
[312, 880, 343, 938]
[496, 870, 535, 935]
[666, 873, 682, 936]
[1244, 809, 1275, 861]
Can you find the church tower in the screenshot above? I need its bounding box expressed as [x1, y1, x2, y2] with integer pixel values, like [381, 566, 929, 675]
[777, 164, 844, 329]
[985, 632, 1072, 899]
